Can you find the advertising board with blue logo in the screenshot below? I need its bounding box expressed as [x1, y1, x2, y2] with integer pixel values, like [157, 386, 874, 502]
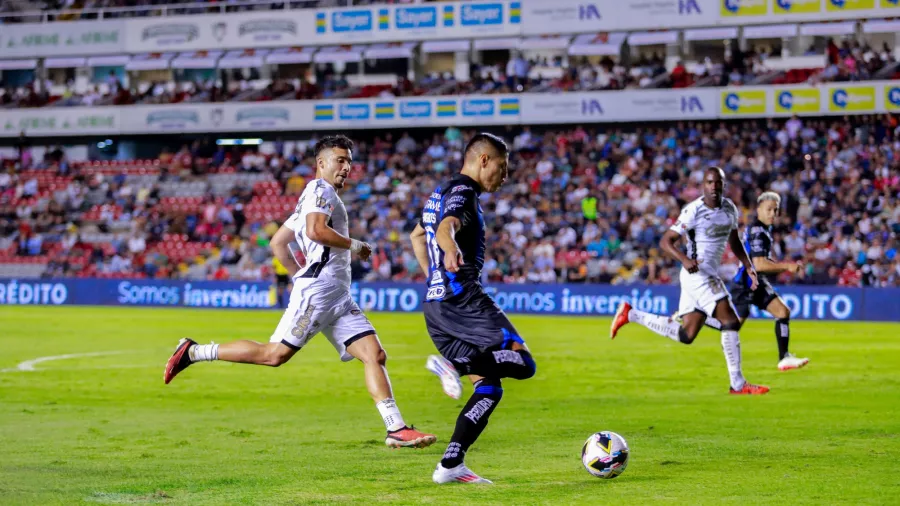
[2, 278, 897, 322]
[5, 82, 899, 138]
[520, 90, 719, 124]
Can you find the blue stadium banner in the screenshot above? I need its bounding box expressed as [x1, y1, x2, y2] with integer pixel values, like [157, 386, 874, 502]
[1, 278, 898, 322]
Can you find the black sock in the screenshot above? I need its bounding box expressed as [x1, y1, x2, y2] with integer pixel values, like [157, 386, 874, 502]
[776, 318, 790, 360]
[440, 379, 503, 469]
[450, 349, 536, 380]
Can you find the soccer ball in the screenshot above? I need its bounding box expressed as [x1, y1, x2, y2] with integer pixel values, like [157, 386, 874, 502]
[581, 431, 629, 479]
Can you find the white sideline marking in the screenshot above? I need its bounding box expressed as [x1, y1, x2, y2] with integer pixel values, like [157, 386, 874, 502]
[1, 351, 128, 372]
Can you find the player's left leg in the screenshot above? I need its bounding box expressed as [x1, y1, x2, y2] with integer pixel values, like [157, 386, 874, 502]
[328, 303, 436, 449]
[711, 298, 769, 395]
[766, 296, 809, 371]
[433, 372, 498, 485]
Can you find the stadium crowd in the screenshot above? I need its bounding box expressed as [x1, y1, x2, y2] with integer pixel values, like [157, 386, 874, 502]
[3, 114, 900, 287]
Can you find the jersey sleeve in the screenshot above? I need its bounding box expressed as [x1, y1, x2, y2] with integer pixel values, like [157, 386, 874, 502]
[746, 226, 772, 259]
[669, 204, 697, 237]
[286, 182, 336, 231]
[441, 185, 477, 226]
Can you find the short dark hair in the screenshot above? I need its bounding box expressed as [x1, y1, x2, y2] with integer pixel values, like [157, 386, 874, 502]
[706, 166, 725, 179]
[464, 132, 508, 159]
[314, 135, 354, 159]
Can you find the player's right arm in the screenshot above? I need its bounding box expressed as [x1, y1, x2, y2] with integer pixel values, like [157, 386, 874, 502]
[661, 205, 699, 273]
[752, 257, 802, 275]
[409, 223, 431, 275]
[436, 216, 463, 273]
[745, 225, 801, 275]
[306, 212, 372, 261]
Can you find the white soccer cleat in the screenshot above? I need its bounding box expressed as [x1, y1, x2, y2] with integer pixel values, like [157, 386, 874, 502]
[426, 355, 463, 400]
[778, 353, 809, 371]
[432, 463, 493, 484]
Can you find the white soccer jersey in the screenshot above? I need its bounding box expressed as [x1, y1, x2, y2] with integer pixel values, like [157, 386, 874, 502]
[284, 179, 351, 287]
[669, 197, 739, 276]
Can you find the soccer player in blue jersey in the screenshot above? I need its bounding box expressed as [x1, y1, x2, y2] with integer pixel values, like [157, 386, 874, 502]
[705, 191, 809, 371]
[409, 133, 537, 484]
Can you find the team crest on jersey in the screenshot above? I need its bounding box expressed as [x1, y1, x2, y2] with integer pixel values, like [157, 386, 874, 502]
[315, 196, 333, 212]
[430, 270, 444, 285]
[426, 286, 446, 300]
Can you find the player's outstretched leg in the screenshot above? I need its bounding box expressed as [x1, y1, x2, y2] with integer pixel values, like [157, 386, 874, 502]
[164, 338, 296, 384]
[712, 300, 769, 395]
[611, 302, 697, 344]
[766, 298, 809, 371]
[433, 377, 502, 485]
[346, 334, 436, 449]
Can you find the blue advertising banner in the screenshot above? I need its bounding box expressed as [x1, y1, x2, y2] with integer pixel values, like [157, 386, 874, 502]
[2, 278, 898, 322]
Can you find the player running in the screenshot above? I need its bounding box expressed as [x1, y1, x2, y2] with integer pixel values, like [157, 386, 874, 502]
[410, 133, 537, 484]
[610, 167, 770, 395]
[164, 135, 436, 449]
[704, 191, 809, 371]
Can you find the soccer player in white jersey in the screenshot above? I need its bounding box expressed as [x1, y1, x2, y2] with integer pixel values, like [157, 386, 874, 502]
[164, 135, 437, 448]
[610, 167, 770, 395]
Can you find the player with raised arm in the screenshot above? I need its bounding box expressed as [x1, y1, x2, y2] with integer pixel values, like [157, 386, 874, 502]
[409, 133, 537, 484]
[610, 167, 770, 395]
[704, 192, 809, 371]
[164, 135, 436, 449]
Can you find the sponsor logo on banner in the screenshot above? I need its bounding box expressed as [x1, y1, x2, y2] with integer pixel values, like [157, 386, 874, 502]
[4, 112, 115, 134]
[400, 101, 432, 118]
[721, 0, 767, 16]
[378, 9, 390, 30]
[829, 86, 876, 112]
[141, 23, 200, 45]
[339, 103, 371, 120]
[436, 101, 457, 117]
[462, 99, 495, 116]
[331, 10, 373, 33]
[680, 95, 705, 113]
[721, 91, 766, 114]
[881, 0, 899, 6]
[1, 27, 121, 55]
[826, 0, 876, 10]
[375, 102, 395, 119]
[773, 0, 821, 13]
[460, 3, 505, 26]
[582, 99, 605, 116]
[443, 5, 455, 26]
[885, 86, 900, 111]
[499, 98, 520, 115]
[315, 12, 327, 33]
[238, 20, 297, 42]
[395, 6, 438, 30]
[235, 107, 290, 127]
[146, 110, 200, 129]
[314, 104, 334, 121]
[775, 89, 820, 113]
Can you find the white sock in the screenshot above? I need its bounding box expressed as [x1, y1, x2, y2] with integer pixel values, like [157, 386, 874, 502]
[721, 330, 746, 390]
[189, 343, 219, 362]
[628, 309, 681, 342]
[706, 318, 722, 330]
[376, 398, 406, 432]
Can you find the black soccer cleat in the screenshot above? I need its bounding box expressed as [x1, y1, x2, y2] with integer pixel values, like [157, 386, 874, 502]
[164, 338, 196, 385]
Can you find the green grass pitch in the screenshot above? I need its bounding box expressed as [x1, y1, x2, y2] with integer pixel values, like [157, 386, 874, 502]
[1, 306, 899, 505]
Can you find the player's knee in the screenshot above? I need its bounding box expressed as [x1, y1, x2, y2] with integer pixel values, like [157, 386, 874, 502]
[771, 306, 790, 320]
[358, 346, 387, 366]
[376, 348, 387, 366]
[721, 320, 741, 331]
[678, 327, 698, 344]
[514, 350, 537, 380]
[264, 346, 292, 367]
[474, 378, 503, 399]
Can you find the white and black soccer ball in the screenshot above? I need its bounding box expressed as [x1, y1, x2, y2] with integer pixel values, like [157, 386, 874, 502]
[581, 431, 629, 479]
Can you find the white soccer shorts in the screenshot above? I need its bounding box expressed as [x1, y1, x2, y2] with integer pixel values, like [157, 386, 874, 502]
[676, 268, 735, 318]
[270, 278, 375, 362]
